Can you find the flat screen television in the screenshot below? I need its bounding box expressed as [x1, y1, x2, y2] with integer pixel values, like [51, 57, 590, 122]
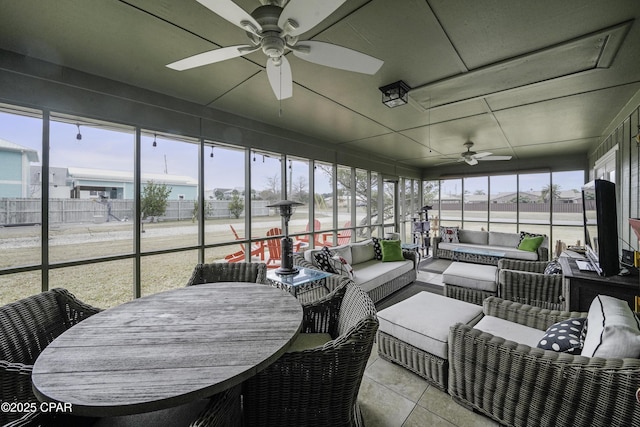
[582, 179, 619, 276]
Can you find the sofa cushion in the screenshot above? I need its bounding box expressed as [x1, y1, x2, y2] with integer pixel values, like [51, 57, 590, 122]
[287, 333, 332, 352]
[381, 240, 404, 262]
[488, 231, 521, 247]
[458, 229, 488, 245]
[537, 318, 586, 354]
[518, 235, 544, 252]
[351, 240, 375, 265]
[378, 292, 483, 359]
[331, 244, 353, 265]
[352, 259, 412, 294]
[440, 226, 460, 243]
[438, 242, 539, 261]
[581, 295, 640, 358]
[474, 316, 543, 348]
[442, 262, 497, 292]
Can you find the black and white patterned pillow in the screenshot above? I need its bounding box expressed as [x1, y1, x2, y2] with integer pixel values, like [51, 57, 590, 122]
[314, 247, 337, 273]
[544, 260, 563, 275]
[537, 317, 586, 354]
[371, 237, 383, 260]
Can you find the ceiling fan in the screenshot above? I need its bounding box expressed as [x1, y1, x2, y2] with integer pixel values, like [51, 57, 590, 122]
[166, 0, 384, 100]
[441, 141, 513, 166]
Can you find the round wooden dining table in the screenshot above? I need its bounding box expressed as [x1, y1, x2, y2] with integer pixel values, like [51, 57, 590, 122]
[32, 282, 303, 417]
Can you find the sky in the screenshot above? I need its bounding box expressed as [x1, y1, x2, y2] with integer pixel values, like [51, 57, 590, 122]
[1, 108, 585, 195]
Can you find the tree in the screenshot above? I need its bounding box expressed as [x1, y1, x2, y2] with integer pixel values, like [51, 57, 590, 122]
[141, 181, 171, 218]
[291, 175, 309, 203]
[228, 193, 244, 219]
[259, 174, 281, 202]
[192, 199, 212, 222]
[541, 184, 561, 202]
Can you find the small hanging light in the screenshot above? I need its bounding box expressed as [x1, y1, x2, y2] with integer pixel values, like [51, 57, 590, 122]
[152, 134, 157, 147]
[210, 146, 214, 158]
[76, 124, 82, 140]
[379, 80, 411, 108]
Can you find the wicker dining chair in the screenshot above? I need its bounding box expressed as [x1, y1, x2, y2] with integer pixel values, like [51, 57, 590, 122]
[497, 258, 565, 310]
[0, 288, 102, 427]
[242, 281, 378, 427]
[185, 262, 267, 286]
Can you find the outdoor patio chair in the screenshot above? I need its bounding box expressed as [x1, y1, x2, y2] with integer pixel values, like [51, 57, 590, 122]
[242, 281, 378, 426]
[0, 288, 102, 426]
[297, 219, 324, 247]
[498, 258, 565, 310]
[229, 225, 265, 260]
[185, 262, 267, 286]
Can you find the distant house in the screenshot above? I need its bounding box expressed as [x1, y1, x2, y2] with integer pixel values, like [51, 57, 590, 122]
[29, 166, 198, 200]
[0, 138, 39, 197]
[66, 167, 198, 200]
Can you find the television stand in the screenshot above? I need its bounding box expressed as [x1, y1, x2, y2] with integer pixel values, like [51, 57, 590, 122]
[558, 256, 638, 312]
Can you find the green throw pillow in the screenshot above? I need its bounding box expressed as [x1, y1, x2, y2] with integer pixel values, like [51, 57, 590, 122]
[518, 235, 544, 252]
[381, 240, 404, 262]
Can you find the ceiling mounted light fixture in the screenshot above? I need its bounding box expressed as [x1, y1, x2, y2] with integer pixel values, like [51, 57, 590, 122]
[152, 134, 157, 147]
[76, 124, 82, 140]
[379, 80, 411, 108]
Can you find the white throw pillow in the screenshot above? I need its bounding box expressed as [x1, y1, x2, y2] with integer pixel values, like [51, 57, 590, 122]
[581, 295, 640, 358]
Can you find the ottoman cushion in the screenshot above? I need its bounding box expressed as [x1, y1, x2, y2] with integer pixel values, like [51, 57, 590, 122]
[443, 262, 497, 292]
[474, 316, 543, 348]
[378, 292, 483, 359]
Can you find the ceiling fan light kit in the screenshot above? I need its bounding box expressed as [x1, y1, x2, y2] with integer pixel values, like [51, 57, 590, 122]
[379, 80, 411, 108]
[166, 0, 383, 101]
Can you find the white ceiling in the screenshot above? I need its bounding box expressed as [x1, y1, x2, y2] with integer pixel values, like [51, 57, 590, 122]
[0, 0, 639, 175]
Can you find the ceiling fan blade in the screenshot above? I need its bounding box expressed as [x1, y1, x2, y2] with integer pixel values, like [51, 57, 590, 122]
[292, 41, 383, 74]
[167, 45, 257, 71]
[465, 157, 479, 166]
[478, 155, 513, 161]
[279, 0, 346, 37]
[196, 0, 262, 33]
[472, 151, 493, 159]
[266, 56, 293, 100]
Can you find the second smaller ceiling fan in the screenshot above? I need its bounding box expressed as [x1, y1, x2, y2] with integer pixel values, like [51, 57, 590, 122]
[442, 141, 512, 166]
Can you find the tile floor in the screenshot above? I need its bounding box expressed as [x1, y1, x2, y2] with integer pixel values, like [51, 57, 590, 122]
[357, 269, 499, 427]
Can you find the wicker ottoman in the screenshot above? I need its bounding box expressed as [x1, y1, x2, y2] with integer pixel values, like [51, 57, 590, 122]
[442, 261, 498, 305]
[377, 292, 483, 391]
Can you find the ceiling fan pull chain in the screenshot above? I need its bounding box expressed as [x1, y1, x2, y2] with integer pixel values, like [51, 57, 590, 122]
[279, 61, 283, 117]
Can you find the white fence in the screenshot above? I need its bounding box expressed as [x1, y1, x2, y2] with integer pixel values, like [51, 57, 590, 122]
[0, 198, 271, 226]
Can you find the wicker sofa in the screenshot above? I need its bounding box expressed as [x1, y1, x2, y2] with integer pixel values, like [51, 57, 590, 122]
[448, 297, 640, 427]
[294, 238, 417, 303]
[434, 229, 549, 265]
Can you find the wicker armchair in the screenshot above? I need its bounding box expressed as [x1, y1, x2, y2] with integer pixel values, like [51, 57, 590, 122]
[448, 297, 640, 427]
[498, 258, 565, 310]
[0, 288, 102, 427]
[242, 282, 378, 427]
[185, 262, 267, 286]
